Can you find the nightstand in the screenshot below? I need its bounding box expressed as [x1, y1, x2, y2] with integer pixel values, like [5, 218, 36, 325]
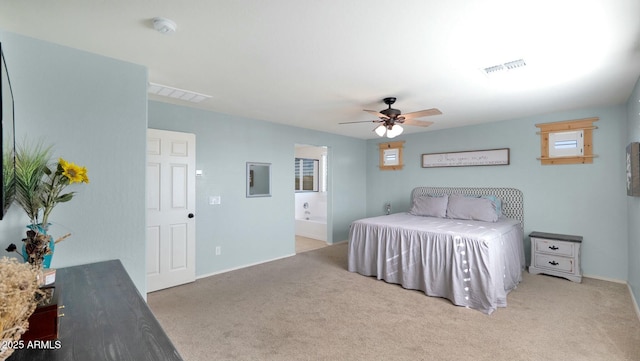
[21, 285, 61, 341]
[529, 231, 583, 283]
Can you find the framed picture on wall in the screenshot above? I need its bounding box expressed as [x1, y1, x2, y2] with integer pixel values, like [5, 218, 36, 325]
[626, 142, 640, 197]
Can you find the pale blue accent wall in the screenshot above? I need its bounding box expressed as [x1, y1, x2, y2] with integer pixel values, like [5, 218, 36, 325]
[626, 76, 640, 312]
[0, 31, 148, 293]
[0, 30, 366, 293]
[1, 29, 636, 313]
[366, 105, 629, 281]
[148, 101, 367, 277]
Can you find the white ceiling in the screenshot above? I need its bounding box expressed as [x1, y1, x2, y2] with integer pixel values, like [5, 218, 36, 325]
[1, 0, 639, 139]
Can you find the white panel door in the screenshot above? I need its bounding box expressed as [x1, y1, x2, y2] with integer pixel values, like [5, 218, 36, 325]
[146, 129, 196, 293]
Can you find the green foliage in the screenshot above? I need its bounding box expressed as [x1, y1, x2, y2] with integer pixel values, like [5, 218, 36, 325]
[14, 141, 52, 224]
[3, 148, 15, 212]
[12, 140, 89, 227]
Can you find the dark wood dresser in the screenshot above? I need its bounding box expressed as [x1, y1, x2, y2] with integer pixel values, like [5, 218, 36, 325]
[10, 260, 183, 361]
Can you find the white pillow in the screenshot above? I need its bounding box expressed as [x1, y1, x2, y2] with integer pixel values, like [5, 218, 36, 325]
[446, 194, 498, 222]
[409, 195, 448, 218]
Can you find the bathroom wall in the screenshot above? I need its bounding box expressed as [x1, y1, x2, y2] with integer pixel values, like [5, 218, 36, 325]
[294, 144, 327, 220]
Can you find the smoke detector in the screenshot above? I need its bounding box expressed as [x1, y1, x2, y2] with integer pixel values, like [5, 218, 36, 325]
[152, 17, 177, 34]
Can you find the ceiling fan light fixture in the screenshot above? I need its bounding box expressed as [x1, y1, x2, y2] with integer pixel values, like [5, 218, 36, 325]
[386, 124, 403, 138]
[343, 97, 441, 137]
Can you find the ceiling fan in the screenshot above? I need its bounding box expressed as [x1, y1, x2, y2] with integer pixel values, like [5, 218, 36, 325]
[341, 97, 442, 138]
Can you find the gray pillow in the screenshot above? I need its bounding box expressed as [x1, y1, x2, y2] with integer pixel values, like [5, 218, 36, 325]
[409, 195, 448, 218]
[446, 194, 498, 222]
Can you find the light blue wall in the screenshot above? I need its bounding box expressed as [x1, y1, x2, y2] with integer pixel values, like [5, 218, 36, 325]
[1, 30, 637, 314]
[365, 105, 629, 281]
[148, 101, 367, 277]
[0, 31, 149, 293]
[0, 30, 367, 293]
[627, 76, 640, 312]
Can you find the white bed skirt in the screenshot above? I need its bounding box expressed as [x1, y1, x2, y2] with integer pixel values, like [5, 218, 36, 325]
[347, 213, 525, 314]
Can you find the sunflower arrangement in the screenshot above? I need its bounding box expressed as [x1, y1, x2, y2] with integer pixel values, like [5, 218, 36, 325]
[7, 142, 89, 266]
[39, 157, 90, 228]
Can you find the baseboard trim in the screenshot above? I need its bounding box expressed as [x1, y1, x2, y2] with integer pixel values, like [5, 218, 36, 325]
[629, 283, 640, 322]
[582, 274, 626, 284]
[196, 241, 349, 281]
[196, 253, 296, 280]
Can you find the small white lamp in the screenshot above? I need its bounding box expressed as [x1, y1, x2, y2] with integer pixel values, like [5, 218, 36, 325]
[386, 124, 403, 138]
[374, 124, 387, 137]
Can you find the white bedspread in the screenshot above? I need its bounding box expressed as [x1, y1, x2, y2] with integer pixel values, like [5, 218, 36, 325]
[347, 213, 525, 314]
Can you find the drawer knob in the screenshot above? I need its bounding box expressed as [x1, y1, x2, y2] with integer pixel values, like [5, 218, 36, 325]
[548, 246, 559, 250]
[549, 261, 559, 266]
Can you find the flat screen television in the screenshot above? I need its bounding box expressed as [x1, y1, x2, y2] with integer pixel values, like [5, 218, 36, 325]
[1, 42, 16, 220]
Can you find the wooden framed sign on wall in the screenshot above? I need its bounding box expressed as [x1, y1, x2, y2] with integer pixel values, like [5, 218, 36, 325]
[421, 148, 510, 168]
[627, 142, 640, 196]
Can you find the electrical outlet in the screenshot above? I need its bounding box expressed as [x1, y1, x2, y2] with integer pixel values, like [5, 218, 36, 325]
[215, 246, 221, 256]
[209, 196, 221, 205]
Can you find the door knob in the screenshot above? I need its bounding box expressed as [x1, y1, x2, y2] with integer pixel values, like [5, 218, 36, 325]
[188, 213, 195, 218]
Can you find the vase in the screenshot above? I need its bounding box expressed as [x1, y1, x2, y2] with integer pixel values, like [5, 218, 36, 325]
[23, 223, 55, 269]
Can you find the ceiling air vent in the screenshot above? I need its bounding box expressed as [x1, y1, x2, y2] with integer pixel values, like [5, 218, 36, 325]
[504, 59, 526, 70]
[483, 64, 505, 74]
[482, 59, 527, 76]
[148, 82, 212, 103]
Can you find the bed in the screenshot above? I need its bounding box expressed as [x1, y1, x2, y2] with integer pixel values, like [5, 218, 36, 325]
[347, 187, 525, 314]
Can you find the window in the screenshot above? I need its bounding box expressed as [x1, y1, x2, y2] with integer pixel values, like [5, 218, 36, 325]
[294, 158, 319, 192]
[379, 141, 404, 170]
[535, 117, 598, 165]
[320, 154, 327, 192]
[383, 148, 399, 166]
[548, 130, 583, 158]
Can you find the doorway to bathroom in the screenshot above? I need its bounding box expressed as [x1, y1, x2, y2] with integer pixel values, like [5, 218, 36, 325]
[294, 144, 329, 253]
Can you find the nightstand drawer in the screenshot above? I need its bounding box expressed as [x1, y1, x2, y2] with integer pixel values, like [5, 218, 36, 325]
[534, 254, 574, 273]
[533, 238, 574, 257]
[529, 231, 582, 283]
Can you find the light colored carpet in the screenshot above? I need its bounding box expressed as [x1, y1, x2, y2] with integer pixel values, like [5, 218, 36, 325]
[295, 236, 328, 253]
[148, 243, 640, 361]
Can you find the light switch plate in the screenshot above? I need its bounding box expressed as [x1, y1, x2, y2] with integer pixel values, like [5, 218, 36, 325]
[209, 196, 221, 205]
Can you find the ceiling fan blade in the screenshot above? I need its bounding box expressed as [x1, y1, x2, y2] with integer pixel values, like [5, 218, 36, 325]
[403, 119, 434, 127]
[401, 108, 442, 120]
[339, 120, 380, 124]
[364, 109, 389, 119]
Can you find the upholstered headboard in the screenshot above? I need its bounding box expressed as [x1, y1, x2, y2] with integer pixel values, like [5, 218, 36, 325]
[411, 187, 524, 227]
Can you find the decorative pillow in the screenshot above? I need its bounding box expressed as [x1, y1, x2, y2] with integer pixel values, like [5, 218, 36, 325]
[409, 194, 448, 218]
[446, 194, 499, 222]
[480, 195, 503, 217]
